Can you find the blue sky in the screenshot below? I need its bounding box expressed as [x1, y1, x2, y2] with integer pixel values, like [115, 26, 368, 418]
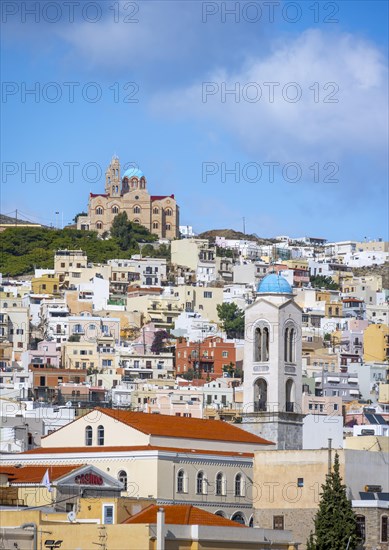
[1, 0, 388, 240]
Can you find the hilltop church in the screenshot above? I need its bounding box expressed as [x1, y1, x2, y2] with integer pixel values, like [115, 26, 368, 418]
[77, 156, 179, 240]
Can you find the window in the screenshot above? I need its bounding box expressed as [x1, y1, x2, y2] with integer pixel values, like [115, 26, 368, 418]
[153, 221, 159, 229]
[177, 469, 186, 493]
[382, 515, 388, 542]
[96, 207, 103, 215]
[97, 425, 104, 445]
[153, 207, 159, 215]
[273, 515, 284, 530]
[165, 208, 172, 216]
[356, 515, 365, 541]
[103, 504, 114, 525]
[133, 205, 141, 214]
[297, 478, 304, 487]
[196, 471, 206, 494]
[85, 425, 93, 446]
[118, 470, 127, 491]
[222, 351, 228, 358]
[215, 472, 225, 496]
[235, 473, 244, 497]
[166, 223, 171, 230]
[112, 206, 119, 214]
[204, 291, 212, 298]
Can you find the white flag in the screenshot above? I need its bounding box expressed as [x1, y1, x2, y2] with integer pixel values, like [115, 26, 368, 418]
[42, 469, 53, 493]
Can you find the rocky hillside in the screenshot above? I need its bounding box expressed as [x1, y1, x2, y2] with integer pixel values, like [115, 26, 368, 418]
[198, 229, 275, 245]
[353, 262, 389, 289]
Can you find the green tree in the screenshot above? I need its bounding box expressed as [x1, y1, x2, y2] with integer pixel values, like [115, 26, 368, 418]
[310, 275, 339, 290]
[216, 303, 245, 339]
[181, 368, 194, 381]
[307, 452, 358, 550]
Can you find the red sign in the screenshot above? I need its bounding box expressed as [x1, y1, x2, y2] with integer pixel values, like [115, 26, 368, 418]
[74, 473, 103, 486]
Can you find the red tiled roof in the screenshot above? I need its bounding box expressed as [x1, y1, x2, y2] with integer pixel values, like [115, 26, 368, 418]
[123, 504, 247, 527]
[24, 445, 254, 458]
[150, 194, 175, 201]
[98, 408, 273, 445]
[0, 465, 82, 483]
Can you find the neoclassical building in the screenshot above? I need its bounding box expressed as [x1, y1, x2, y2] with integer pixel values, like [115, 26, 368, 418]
[77, 157, 179, 239]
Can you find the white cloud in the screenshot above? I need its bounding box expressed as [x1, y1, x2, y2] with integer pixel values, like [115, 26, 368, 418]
[150, 29, 388, 163]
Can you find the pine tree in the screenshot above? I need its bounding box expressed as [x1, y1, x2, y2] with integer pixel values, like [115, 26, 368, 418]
[307, 452, 358, 550]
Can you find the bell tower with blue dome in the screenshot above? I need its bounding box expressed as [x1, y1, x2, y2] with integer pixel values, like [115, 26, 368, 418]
[241, 273, 304, 449]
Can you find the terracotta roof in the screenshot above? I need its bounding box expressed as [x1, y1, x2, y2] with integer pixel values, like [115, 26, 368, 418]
[24, 445, 254, 458]
[97, 408, 273, 445]
[0, 465, 82, 483]
[123, 504, 247, 527]
[150, 194, 175, 202]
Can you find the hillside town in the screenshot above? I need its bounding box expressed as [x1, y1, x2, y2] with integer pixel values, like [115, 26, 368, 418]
[0, 160, 388, 549]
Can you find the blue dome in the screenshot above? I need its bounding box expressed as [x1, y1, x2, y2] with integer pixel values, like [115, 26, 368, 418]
[122, 167, 144, 179]
[257, 273, 293, 294]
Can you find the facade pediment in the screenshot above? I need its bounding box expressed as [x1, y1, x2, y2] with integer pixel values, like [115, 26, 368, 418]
[57, 465, 123, 490]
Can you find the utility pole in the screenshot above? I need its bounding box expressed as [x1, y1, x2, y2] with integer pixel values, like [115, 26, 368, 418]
[242, 217, 246, 235]
[328, 438, 332, 474]
[15, 209, 18, 227]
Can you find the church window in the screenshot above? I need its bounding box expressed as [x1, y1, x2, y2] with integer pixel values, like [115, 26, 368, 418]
[96, 207, 103, 215]
[165, 208, 172, 216]
[153, 207, 159, 215]
[134, 206, 141, 214]
[134, 219, 140, 224]
[112, 206, 119, 214]
[166, 224, 171, 230]
[96, 222, 103, 230]
[153, 222, 159, 229]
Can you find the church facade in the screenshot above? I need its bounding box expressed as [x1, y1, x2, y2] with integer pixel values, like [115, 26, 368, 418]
[77, 157, 179, 240]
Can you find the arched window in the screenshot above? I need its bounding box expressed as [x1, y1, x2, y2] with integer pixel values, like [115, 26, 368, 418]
[165, 208, 172, 216]
[262, 327, 269, 361]
[166, 223, 171, 230]
[254, 325, 270, 362]
[131, 178, 138, 188]
[286, 379, 295, 412]
[177, 469, 186, 493]
[215, 472, 225, 496]
[96, 222, 103, 230]
[96, 207, 103, 215]
[381, 515, 388, 543]
[356, 515, 365, 542]
[85, 425, 92, 446]
[249, 516, 254, 527]
[153, 222, 159, 229]
[196, 471, 207, 495]
[112, 206, 119, 214]
[284, 328, 289, 362]
[133, 219, 140, 224]
[118, 470, 127, 491]
[231, 512, 246, 525]
[153, 207, 159, 215]
[97, 425, 104, 446]
[215, 511, 226, 518]
[234, 474, 244, 497]
[254, 378, 267, 412]
[289, 328, 295, 362]
[133, 205, 141, 214]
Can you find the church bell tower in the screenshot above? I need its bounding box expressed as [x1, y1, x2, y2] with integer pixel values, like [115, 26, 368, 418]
[241, 273, 304, 449]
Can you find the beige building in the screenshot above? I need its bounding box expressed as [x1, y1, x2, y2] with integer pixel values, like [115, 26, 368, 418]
[77, 157, 179, 239]
[3, 408, 275, 525]
[253, 448, 389, 550]
[171, 238, 217, 283]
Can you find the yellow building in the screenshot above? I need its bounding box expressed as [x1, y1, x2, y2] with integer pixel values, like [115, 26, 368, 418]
[364, 323, 389, 362]
[31, 274, 60, 295]
[77, 157, 179, 240]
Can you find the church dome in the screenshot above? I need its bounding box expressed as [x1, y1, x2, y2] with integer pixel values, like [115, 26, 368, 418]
[257, 273, 293, 294]
[122, 167, 144, 179]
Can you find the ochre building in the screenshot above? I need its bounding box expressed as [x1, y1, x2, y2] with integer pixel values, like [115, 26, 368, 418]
[77, 157, 179, 239]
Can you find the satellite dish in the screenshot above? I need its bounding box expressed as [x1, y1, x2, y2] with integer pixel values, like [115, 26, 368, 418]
[66, 401, 72, 408]
[67, 511, 77, 523]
